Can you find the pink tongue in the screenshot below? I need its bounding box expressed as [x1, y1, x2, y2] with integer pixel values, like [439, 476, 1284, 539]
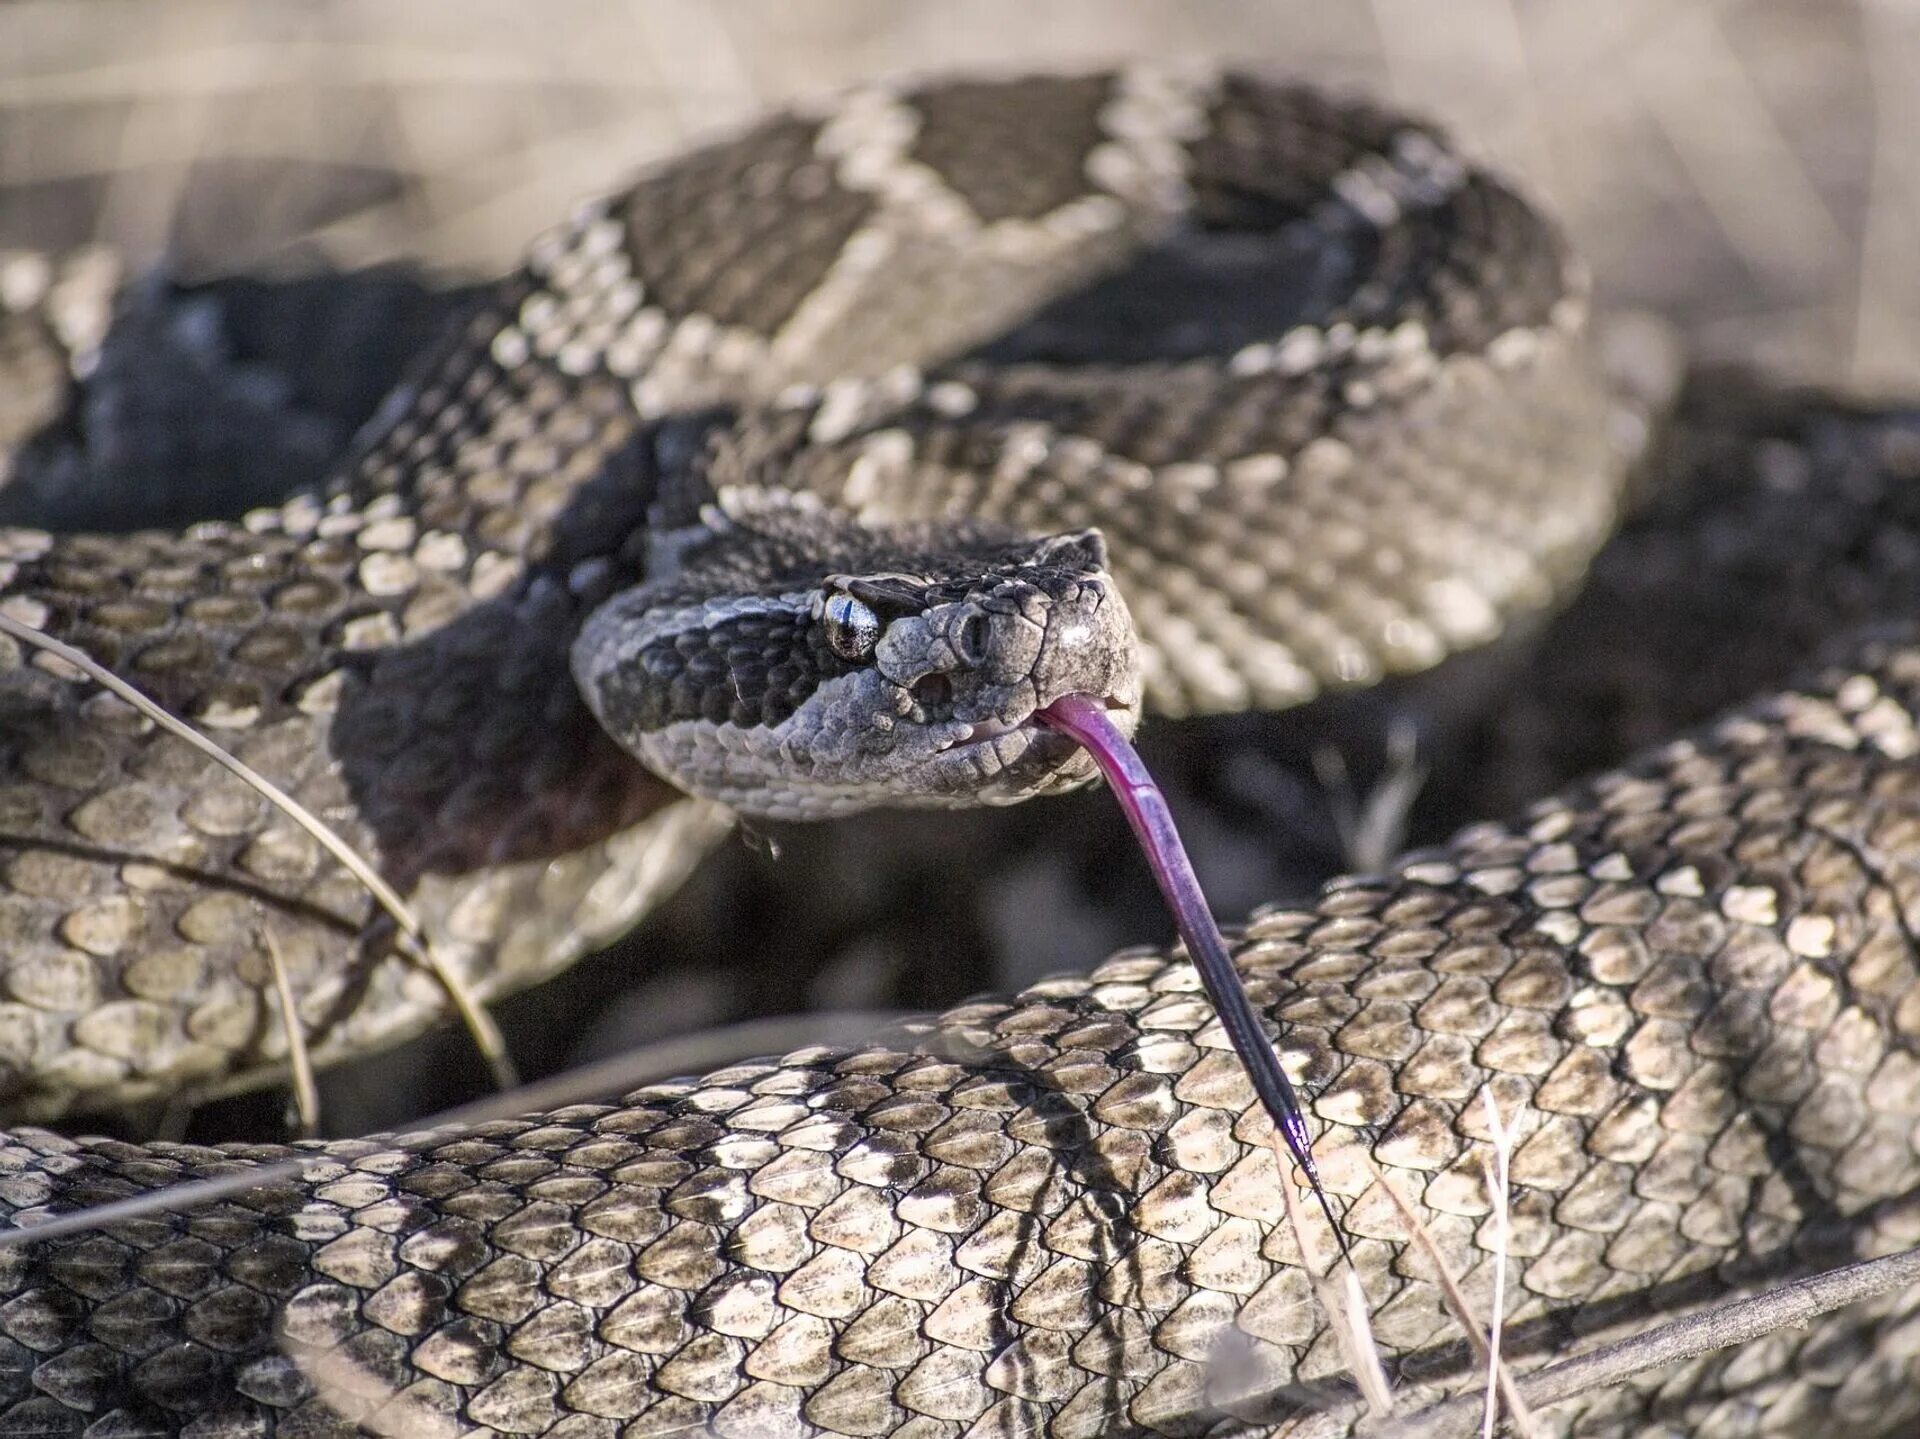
[1038, 694, 1344, 1246]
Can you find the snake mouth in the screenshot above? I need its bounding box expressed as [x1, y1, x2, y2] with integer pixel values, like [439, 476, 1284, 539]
[960, 715, 1030, 746]
[935, 694, 1137, 804]
[953, 691, 1132, 750]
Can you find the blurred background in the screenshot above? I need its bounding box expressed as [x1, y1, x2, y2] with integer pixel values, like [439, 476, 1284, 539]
[2, 0, 1915, 1137]
[4, 0, 1915, 385]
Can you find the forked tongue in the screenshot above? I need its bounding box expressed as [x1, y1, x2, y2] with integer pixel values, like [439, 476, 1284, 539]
[1039, 693, 1347, 1257]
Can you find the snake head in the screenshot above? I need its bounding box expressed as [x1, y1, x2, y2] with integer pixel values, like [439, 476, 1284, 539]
[571, 509, 1142, 820]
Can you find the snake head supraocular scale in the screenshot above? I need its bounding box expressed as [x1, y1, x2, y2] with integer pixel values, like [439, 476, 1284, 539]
[571, 484, 1143, 819]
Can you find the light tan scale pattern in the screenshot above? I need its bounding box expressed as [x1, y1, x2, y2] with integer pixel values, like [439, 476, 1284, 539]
[762, 322, 1615, 716]
[0, 68, 1619, 1119]
[0, 64, 1820, 1435]
[0, 483, 733, 1118]
[0, 273, 734, 1118]
[1, 632, 1918, 1436]
[0, 177, 756, 1116]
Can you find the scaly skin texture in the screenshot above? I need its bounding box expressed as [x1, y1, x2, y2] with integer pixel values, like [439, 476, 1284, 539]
[0, 67, 1907, 1437]
[0, 633, 1918, 1436]
[0, 70, 1619, 1118]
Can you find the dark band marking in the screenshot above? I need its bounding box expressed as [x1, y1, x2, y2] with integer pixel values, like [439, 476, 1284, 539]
[909, 75, 1117, 224]
[1193, 78, 1413, 227]
[1193, 79, 1570, 350]
[620, 115, 879, 337]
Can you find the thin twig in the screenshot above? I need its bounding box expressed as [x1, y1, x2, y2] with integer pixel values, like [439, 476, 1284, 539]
[1477, 1087, 1524, 1439]
[260, 929, 320, 1138]
[1627, 2, 1845, 293]
[1270, 1134, 1394, 1418]
[1312, 718, 1429, 875]
[1360, 1154, 1536, 1435]
[0, 608, 515, 1090]
[0, 40, 673, 109]
[407, 943, 516, 1093]
[1372, 1245, 1920, 1439]
[1853, 2, 1920, 388]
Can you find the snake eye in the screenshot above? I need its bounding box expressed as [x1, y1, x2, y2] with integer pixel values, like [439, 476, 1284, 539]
[823, 592, 882, 661]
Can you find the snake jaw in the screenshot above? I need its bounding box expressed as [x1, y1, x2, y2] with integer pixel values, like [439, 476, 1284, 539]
[939, 687, 1138, 799]
[960, 714, 1027, 745]
[951, 686, 1136, 751]
[574, 521, 1142, 818]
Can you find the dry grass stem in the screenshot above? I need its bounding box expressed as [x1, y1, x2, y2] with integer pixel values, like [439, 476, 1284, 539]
[1852, 0, 1920, 388]
[1478, 1087, 1523, 1439]
[408, 940, 517, 1092]
[260, 928, 320, 1137]
[0, 609, 516, 1091]
[1269, 1133, 1394, 1417]
[1376, 1245, 1920, 1439]
[1360, 1154, 1536, 1435]
[1314, 718, 1429, 874]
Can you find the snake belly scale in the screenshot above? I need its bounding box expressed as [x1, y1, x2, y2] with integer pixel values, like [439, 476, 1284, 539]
[0, 65, 1912, 1437]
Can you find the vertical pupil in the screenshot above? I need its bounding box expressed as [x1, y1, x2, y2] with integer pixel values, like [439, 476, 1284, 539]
[828, 595, 876, 658]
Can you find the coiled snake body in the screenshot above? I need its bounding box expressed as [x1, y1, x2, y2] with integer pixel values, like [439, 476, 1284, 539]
[0, 68, 1915, 1437]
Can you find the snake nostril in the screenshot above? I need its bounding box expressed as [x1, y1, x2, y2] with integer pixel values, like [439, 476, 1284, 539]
[955, 613, 991, 669]
[914, 674, 953, 711]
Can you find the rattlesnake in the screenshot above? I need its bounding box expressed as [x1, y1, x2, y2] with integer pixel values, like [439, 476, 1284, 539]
[0, 67, 1914, 1437]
